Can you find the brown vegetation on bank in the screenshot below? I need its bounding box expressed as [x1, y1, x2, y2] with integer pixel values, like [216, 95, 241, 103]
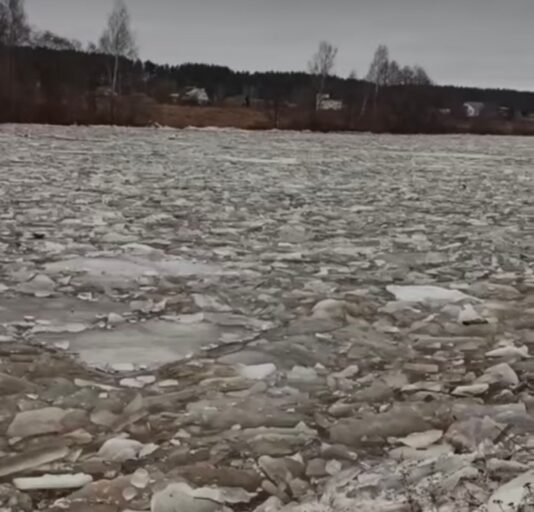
[153, 105, 534, 135]
[6, 93, 534, 136]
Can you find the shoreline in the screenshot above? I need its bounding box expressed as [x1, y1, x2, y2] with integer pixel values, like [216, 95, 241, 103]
[3, 103, 534, 136]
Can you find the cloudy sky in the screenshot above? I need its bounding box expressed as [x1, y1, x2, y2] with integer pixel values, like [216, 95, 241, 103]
[26, 0, 534, 90]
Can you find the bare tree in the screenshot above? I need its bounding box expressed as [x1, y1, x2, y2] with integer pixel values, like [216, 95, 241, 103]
[365, 44, 390, 114]
[0, 0, 29, 120]
[366, 45, 391, 88]
[31, 30, 82, 51]
[386, 59, 401, 86]
[0, 0, 30, 45]
[394, 65, 432, 86]
[398, 65, 415, 85]
[366, 45, 433, 88]
[308, 40, 338, 96]
[0, 4, 8, 41]
[412, 65, 432, 86]
[99, 0, 137, 94]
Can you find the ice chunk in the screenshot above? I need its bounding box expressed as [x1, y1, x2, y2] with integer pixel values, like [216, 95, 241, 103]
[386, 285, 472, 304]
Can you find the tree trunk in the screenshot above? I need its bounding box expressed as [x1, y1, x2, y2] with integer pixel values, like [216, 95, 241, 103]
[360, 94, 369, 118]
[112, 53, 119, 94]
[319, 73, 326, 97]
[316, 73, 327, 111]
[373, 82, 380, 113]
[7, 45, 16, 120]
[110, 54, 119, 124]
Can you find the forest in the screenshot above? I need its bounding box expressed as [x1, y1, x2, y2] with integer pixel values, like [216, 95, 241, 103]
[2, 0, 534, 133]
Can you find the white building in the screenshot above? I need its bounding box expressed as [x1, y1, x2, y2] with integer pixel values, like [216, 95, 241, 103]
[316, 93, 343, 111]
[171, 87, 210, 105]
[464, 101, 485, 118]
[183, 87, 209, 105]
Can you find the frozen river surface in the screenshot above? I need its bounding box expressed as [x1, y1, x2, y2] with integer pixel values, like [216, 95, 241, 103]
[1, 125, 534, 511]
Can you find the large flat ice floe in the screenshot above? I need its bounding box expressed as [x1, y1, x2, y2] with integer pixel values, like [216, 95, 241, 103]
[386, 284, 473, 303]
[45, 256, 220, 283]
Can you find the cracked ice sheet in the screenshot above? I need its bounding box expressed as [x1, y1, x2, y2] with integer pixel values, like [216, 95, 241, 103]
[1, 124, 534, 371]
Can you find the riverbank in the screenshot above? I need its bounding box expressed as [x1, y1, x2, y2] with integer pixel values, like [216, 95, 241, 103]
[5, 99, 534, 135]
[151, 104, 534, 135]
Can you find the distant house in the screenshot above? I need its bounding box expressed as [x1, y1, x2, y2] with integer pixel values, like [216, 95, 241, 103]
[170, 87, 209, 105]
[498, 106, 512, 119]
[183, 87, 209, 105]
[316, 93, 343, 111]
[463, 101, 485, 118]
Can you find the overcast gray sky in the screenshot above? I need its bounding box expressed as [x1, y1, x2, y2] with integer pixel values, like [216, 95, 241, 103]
[26, 0, 534, 91]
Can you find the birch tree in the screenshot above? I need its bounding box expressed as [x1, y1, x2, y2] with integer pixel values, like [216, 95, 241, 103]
[308, 41, 338, 96]
[0, 3, 8, 42]
[366, 45, 433, 88]
[0, 0, 30, 46]
[366, 44, 390, 90]
[99, 0, 137, 94]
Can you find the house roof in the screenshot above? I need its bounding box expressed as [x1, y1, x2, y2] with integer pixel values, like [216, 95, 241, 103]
[464, 101, 485, 109]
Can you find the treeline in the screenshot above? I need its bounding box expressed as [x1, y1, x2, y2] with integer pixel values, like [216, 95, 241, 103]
[3, 44, 534, 128]
[2, 0, 534, 132]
